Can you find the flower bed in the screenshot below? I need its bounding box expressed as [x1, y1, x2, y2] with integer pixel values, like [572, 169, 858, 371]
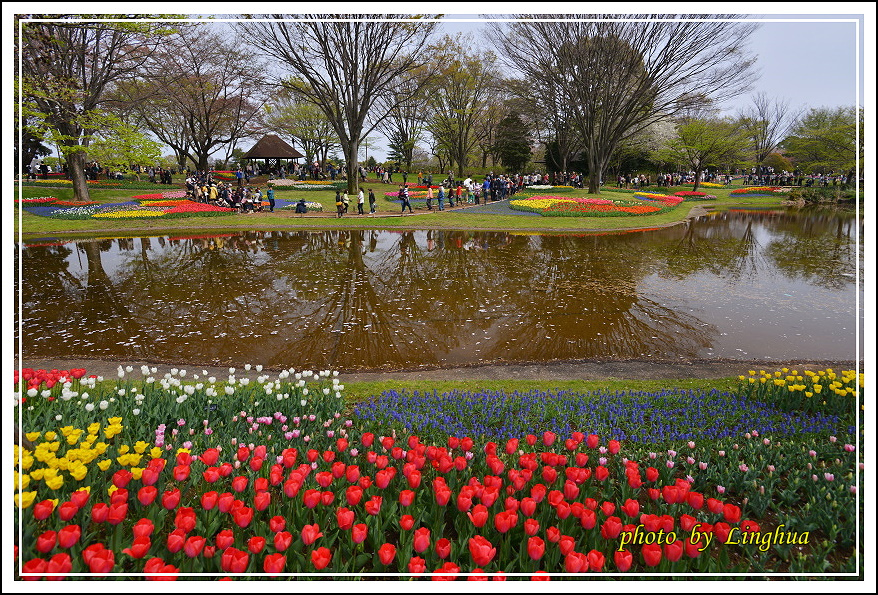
[22, 199, 238, 221]
[730, 187, 788, 195]
[12, 364, 861, 578]
[673, 191, 717, 201]
[509, 195, 679, 217]
[278, 200, 324, 212]
[697, 182, 728, 189]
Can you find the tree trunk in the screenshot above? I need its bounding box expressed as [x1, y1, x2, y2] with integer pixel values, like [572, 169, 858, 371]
[66, 150, 91, 202]
[693, 168, 703, 192]
[587, 153, 601, 194]
[344, 141, 359, 194]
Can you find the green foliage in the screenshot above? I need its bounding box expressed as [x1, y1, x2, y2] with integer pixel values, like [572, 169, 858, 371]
[782, 106, 860, 174]
[493, 112, 532, 173]
[83, 114, 163, 171]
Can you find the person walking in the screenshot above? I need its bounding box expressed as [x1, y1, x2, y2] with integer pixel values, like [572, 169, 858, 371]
[399, 184, 413, 213]
[357, 188, 365, 215]
[266, 186, 275, 212]
[368, 188, 376, 214]
[426, 185, 434, 210]
[342, 192, 350, 213]
[335, 193, 344, 218]
[437, 185, 445, 211]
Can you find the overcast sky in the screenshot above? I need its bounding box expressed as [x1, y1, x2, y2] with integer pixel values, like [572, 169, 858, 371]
[6, 7, 870, 163]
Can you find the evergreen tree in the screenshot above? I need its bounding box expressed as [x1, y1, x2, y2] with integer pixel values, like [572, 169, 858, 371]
[493, 112, 532, 173]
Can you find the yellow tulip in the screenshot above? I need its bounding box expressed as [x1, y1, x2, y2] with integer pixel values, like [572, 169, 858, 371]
[108, 485, 118, 497]
[45, 474, 64, 490]
[44, 431, 57, 441]
[15, 491, 36, 508]
[29, 468, 45, 481]
[88, 422, 101, 435]
[25, 432, 41, 442]
[149, 447, 163, 459]
[760, 378, 767, 384]
[131, 467, 144, 480]
[134, 441, 149, 454]
[69, 464, 87, 481]
[16, 471, 31, 490]
[805, 392, 813, 398]
[97, 459, 111, 471]
[94, 442, 108, 455]
[108, 416, 123, 425]
[118, 445, 130, 455]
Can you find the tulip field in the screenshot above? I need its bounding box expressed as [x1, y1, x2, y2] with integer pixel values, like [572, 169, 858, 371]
[12, 365, 863, 579]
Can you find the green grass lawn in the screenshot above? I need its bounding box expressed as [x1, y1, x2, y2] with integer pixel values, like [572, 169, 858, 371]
[14, 178, 795, 238]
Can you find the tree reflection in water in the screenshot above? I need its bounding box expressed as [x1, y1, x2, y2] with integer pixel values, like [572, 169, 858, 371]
[17, 209, 860, 369]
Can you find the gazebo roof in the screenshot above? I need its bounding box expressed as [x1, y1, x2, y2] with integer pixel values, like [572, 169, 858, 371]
[244, 135, 304, 159]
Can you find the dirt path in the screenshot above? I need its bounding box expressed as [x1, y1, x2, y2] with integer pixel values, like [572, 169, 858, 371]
[17, 357, 859, 383]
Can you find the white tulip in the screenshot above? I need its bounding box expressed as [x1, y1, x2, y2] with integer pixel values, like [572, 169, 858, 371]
[99, 400, 109, 410]
[27, 388, 37, 397]
[133, 409, 141, 416]
[179, 370, 186, 377]
[255, 365, 263, 372]
[244, 364, 251, 371]
[171, 368, 179, 375]
[229, 367, 236, 374]
[225, 386, 234, 395]
[85, 403, 95, 412]
[55, 414, 62, 421]
[126, 366, 134, 373]
[41, 390, 51, 398]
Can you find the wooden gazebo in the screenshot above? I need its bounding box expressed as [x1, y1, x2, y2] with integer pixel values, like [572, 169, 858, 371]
[244, 134, 304, 172]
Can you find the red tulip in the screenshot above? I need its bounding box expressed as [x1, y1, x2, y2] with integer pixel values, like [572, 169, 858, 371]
[273, 531, 292, 552]
[122, 536, 152, 559]
[527, 536, 545, 561]
[461, 437, 474, 451]
[247, 536, 266, 554]
[614, 549, 633, 572]
[335, 507, 355, 530]
[57, 524, 81, 549]
[579, 508, 597, 529]
[107, 502, 128, 526]
[741, 519, 761, 533]
[400, 514, 415, 531]
[166, 529, 186, 553]
[620, 498, 640, 518]
[707, 497, 724, 514]
[33, 500, 55, 521]
[413, 527, 431, 553]
[607, 439, 620, 454]
[112, 469, 133, 488]
[37, 531, 57, 553]
[352, 523, 368, 544]
[723, 503, 742, 523]
[110, 488, 128, 505]
[345, 465, 360, 483]
[202, 467, 221, 483]
[218, 462, 233, 477]
[70, 489, 90, 510]
[161, 488, 181, 510]
[378, 543, 397, 565]
[345, 485, 363, 506]
[594, 466, 609, 481]
[231, 476, 249, 493]
[524, 518, 540, 536]
[303, 489, 321, 509]
[174, 507, 196, 533]
[408, 556, 427, 574]
[530, 483, 547, 503]
[559, 534, 576, 556]
[173, 464, 190, 481]
[642, 543, 662, 567]
[600, 501, 616, 516]
[645, 467, 659, 482]
[713, 521, 732, 543]
[220, 547, 249, 573]
[399, 489, 415, 507]
[564, 551, 587, 573]
[232, 506, 254, 528]
[269, 515, 286, 533]
[45, 552, 72, 580]
[361, 432, 375, 447]
[254, 491, 271, 512]
[84, 546, 115, 573]
[215, 529, 235, 550]
[249, 457, 264, 472]
[200, 448, 219, 466]
[600, 516, 623, 539]
[311, 546, 332, 570]
[263, 552, 286, 573]
[587, 549, 605, 572]
[664, 540, 684, 562]
[236, 446, 250, 462]
[468, 535, 495, 566]
[302, 523, 323, 546]
[141, 467, 160, 486]
[493, 510, 517, 533]
[687, 491, 704, 509]
[365, 495, 382, 516]
[183, 535, 205, 558]
[684, 537, 703, 558]
[21, 557, 47, 580]
[56, 500, 78, 522]
[436, 537, 451, 559]
[586, 434, 600, 449]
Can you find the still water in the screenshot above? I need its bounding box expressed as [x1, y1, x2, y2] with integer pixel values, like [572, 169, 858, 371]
[17, 208, 862, 370]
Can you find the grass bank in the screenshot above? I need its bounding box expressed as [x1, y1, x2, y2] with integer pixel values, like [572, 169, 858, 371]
[14, 180, 794, 238]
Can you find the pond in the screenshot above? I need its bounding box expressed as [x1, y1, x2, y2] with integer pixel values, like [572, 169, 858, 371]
[16, 208, 863, 371]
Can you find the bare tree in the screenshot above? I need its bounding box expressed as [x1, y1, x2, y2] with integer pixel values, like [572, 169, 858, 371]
[497, 15, 759, 193]
[427, 34, 498, 177]
[19, 15, 173, 200]
[738, 92, 801, 166]
[374, 64, 432, 171]
[241, 15, 438, 193]
[117, 26, 265, 173]
[262, 87, 340, 166]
